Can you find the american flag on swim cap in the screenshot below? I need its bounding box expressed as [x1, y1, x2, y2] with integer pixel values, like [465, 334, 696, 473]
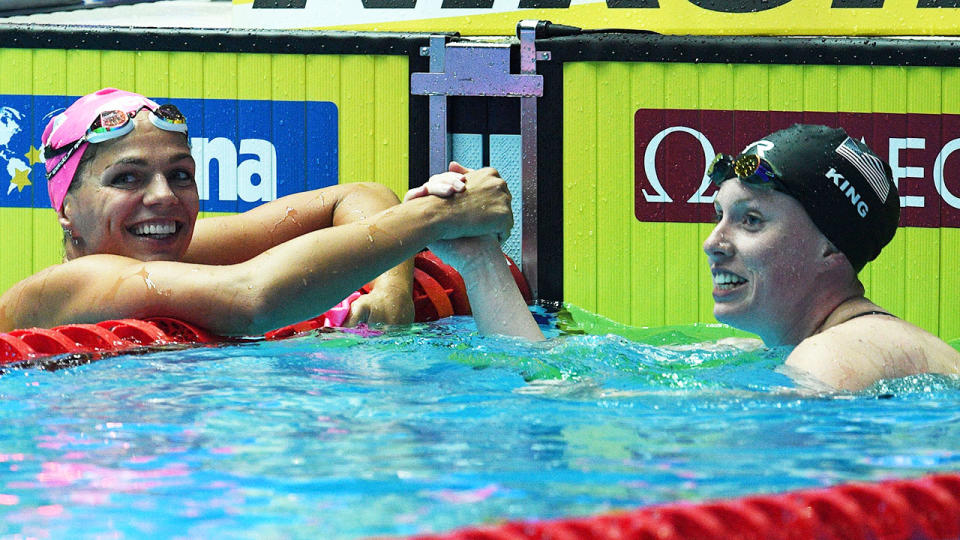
[835, 137, 890, 202]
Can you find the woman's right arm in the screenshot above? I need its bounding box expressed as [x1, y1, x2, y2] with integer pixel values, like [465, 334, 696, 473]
[0, 169, 513, 335]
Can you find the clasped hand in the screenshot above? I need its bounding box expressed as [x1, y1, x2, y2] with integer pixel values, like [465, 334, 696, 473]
[344, 284, 415, 327]
[404, 162, 513, 271]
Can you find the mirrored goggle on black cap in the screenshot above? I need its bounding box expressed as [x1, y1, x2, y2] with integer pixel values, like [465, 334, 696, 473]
[707, 153, 787, 192]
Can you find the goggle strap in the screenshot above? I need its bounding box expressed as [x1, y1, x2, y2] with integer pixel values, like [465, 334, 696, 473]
[45, 136, 86, 182]
[42, 142, 70, 159]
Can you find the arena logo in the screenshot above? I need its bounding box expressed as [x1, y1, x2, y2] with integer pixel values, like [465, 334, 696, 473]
[634, 109, 960, 228]
[191, 137, 278, 204]
[253, 0, 960, 10]
[173, 98, 339, 213]
[0, 96, 339, 213]
[238, 0, 960, 34]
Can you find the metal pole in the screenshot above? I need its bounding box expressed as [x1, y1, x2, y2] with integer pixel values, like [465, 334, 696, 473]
[518, 20, 541, 300]
[425, 35, 448, 176]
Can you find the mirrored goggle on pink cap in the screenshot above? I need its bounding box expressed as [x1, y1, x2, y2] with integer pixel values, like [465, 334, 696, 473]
[42, 88, 188, 211]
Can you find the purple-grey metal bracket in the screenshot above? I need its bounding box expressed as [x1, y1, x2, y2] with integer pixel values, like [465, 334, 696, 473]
[410, 20, 550, 299]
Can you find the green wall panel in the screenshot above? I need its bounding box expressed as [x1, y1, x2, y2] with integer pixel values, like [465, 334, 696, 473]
[373, 55, 409, 197]
[134, 50, 170, 99]
[661, 63, 703, 327]
[0, 50, 33, 297]
[595, 62, 632, 324]
[31, 49, 66, 278]
[341, 55, 376, 188]
[562, 62, 598, 315]
[169, 52, 203, 100]
[630, 63, 665, 327]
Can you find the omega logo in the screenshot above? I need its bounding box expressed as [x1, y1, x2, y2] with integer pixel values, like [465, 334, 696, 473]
[639, 125, 960, 212]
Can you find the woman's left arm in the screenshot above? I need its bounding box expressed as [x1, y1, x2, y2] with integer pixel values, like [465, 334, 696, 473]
[185, 183, 414, 324]
[326, 183, 414, 324]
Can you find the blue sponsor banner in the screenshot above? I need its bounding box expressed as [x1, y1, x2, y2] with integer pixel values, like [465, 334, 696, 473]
[0, 95, 338, 212]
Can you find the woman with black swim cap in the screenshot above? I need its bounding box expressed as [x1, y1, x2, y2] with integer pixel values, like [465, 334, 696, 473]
[704, 124, 959, 391]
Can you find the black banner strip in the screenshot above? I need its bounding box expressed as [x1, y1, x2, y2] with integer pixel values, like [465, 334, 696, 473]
[0, 24, 443, 56]
[538, 33, 960, 67]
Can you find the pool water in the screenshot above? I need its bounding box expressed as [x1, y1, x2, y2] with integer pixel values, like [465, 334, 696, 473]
[2, 305, 959, 539]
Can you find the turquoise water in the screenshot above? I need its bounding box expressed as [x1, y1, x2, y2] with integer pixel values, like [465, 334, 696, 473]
[1, 305, 960, 539]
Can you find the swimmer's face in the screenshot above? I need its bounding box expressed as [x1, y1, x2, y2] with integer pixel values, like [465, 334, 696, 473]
[703, 179, 831, 346]
[59, 114, 198, 262]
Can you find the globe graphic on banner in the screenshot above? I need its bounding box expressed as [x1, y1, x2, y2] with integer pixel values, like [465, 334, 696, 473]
[0, 106, 31, 196]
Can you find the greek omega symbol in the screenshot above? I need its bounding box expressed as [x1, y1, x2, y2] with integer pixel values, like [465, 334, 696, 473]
[634, 109, 960, 228]
[640, 126, 716, 204]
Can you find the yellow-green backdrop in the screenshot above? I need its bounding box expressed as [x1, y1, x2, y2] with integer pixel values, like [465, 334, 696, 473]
[5, 45, 959, 342]
[563, 61, 960, 341]
[0, 48, 409, 297]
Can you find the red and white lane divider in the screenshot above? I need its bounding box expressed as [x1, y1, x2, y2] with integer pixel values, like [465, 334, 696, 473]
[408, 473, 960, 540]
[0, 251, 531, 365]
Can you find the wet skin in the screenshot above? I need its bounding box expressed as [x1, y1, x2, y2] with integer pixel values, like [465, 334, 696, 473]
[703, 179, 834, 346]
[59, 114, 198, 263]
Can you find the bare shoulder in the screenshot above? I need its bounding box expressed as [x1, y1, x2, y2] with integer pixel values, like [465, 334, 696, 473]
[0, 255, 146, 331]
[786, 315, 960, 391]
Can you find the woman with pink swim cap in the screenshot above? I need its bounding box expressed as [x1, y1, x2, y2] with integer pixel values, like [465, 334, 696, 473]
[0, 88, 544, 340]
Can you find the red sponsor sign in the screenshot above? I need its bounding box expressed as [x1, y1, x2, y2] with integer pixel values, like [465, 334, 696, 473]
[634, 109, 960, 228]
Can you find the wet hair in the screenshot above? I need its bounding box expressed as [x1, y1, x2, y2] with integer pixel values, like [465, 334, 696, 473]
[67, 143, 99, 197]
[60, 144, 99, 253]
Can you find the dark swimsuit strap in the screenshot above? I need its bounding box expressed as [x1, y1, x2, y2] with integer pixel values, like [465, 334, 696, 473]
[846, 310, 896, 321]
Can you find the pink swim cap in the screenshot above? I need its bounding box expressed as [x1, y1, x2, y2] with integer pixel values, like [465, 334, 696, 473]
[42, 88, 160, 212]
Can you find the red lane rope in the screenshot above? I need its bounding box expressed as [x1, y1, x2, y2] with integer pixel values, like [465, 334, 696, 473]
[416, 251, 472, 315]
[0, 250, 531, 365]
[407, 473, 960, 540]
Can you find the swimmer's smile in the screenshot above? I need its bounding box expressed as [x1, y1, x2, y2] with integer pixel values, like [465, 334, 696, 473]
[128, 220, 182, 240]
[712, 269, 748, 297]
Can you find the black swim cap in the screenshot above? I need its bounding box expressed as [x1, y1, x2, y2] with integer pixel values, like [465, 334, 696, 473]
[730, 124, 900, 273]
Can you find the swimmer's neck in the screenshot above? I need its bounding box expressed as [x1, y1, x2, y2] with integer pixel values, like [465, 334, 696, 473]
[810, 295, 881, 336]
[761, 292, 870, 348]
[768, 273, 870, 347]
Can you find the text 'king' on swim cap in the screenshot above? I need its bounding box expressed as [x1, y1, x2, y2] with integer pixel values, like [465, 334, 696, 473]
[738, 124, 900, 272]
